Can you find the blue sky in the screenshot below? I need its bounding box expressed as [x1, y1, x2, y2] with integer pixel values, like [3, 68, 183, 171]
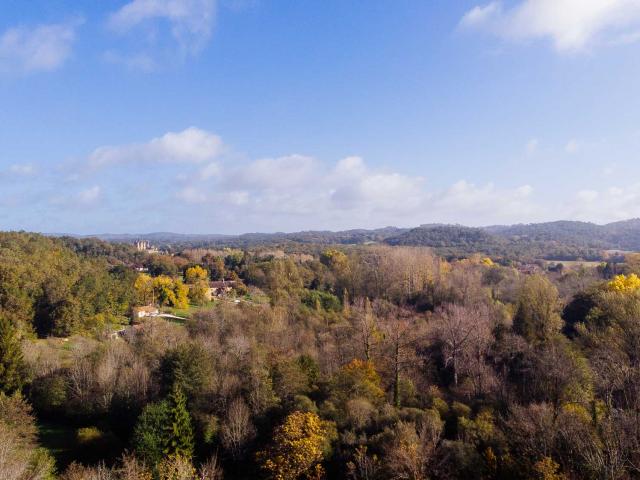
[2, 0, 640, 234]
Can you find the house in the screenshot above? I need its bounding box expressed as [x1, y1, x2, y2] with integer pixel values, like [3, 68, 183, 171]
[208, 280, 236, 298]
[131, 305, 159, 323]
[517, 263, 542, 275]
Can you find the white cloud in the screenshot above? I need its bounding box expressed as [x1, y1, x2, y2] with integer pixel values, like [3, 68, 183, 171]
[199, 162, 221, 180]
[75, 127, 640, 230]
[566, 184, 640, 222]
[77, 186, 101, 204]
[431, 180, 537, 223]
[461, 2, 502, 28]
[0, 20, 81, 74]
[176, 185, 207, 203]
[88, 127, 224, 167]
[460, 0, 640, 52]
[9, 164, 36, 175]
[108, 0, 216, 55]
[233, 155, 317, 190]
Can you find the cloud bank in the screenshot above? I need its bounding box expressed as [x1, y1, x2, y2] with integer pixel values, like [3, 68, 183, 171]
[4, 127, 639, 233]
[460, 0, 640, 51]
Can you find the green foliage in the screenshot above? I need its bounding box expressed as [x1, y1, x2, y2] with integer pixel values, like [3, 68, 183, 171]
[164, 383, 194, 459]
[301, 289, 341, 312]
[133, 400, 171, 465]
[0, 232, 134, 337]
[0, 316, 26, 394]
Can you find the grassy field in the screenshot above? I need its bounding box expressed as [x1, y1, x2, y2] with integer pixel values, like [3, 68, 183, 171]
[552, 260, 603, 268]
[38, 421, 124, 470]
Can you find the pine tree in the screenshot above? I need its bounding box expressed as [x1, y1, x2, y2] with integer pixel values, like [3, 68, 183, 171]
[163, 383, 194, 459]
[0, 316, 25, 394]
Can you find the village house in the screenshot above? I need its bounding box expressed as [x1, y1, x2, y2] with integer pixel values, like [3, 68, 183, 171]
[208, 280, 236, 299]
[131, 305, 159, 323]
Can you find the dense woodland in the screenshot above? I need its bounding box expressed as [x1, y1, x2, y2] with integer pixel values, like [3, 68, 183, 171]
[4, 231, 640, 479]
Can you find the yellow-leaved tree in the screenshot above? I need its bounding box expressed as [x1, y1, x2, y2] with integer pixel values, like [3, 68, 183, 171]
[185, 266, 210, 305]
[134, 273, 154, 305]
[258, 411, 329, 480]
[152, 276, 189, 309]
[184, 265, 208, 284]
[607, 274, 640, 293]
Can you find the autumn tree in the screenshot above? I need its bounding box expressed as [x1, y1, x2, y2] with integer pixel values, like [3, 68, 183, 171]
[513, 275, 562, 344]
[258, 411, 329, 480]
[134, 273, 155, 305]
[153, 276, 189, 309]
[185, 265, 208, 284]
[331, 359, 385, 407]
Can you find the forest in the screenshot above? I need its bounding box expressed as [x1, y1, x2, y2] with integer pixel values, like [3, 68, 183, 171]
[3, 231, 640, 479]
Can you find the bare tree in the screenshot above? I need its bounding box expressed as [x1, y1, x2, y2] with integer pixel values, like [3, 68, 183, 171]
[220, 397, 255, 460]
[379, 306, 424, 408]
[432, 303, 492, 388]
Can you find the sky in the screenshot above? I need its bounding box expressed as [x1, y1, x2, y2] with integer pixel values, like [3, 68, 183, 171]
[2, 0, 640, 234]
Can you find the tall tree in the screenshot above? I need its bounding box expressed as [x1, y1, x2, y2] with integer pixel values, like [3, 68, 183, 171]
[0, 316, 25, 394]
[163, 383, 194, 459]
[513, 275, 562, 344]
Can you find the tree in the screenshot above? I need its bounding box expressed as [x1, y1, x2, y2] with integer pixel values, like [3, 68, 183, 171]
[258, 411, 329, 480]
[331, 359, 385, 406]
[188, 282, 209, 306]
[379, 309, 422, 407]
[432, 304, 492, 388]
[164, 383, 195, 459]
[185, 266, 208, 284]
[513, 275, 562, 344]
[0, 392, 56, 479]
[134, 273, 155, 305]
[0, 316, 26, 394]
[202, 254, 226, 281]
[133, 400, 171, 465]
[220, 397, 255, 460]
[153, 276, 189, 309]
[607, 273, 640, 293]
[384, 419, 443, 480]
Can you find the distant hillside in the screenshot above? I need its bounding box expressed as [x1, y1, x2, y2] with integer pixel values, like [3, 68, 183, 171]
[485, 219, 640, 251]
[484, 221, 607, 247]
[385, 225, 498, 248]
[62, 218, 640, 260]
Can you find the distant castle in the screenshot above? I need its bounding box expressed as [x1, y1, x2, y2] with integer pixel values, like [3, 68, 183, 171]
[135, 240, 160, 254]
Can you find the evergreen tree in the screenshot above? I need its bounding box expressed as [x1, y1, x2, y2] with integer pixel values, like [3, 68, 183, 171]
[0, 316, 26, 394]
[163, 383, 194, 459]
[133, 400, 170, 466]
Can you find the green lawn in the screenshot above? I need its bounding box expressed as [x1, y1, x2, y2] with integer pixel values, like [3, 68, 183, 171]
[165, 300, 217, 319]
[38, 421, 124, 470]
